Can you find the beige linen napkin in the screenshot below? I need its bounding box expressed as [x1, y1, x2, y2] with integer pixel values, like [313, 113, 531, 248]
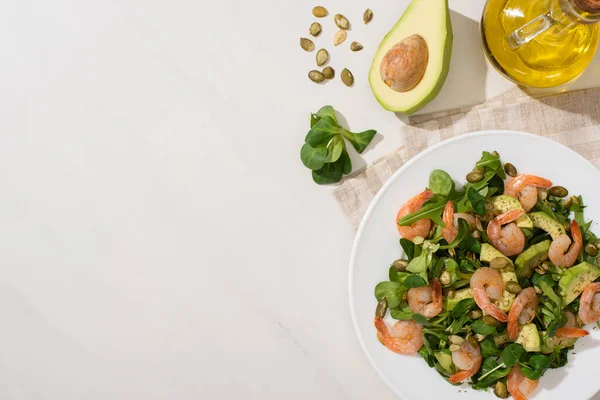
[333, 87, 600, 229]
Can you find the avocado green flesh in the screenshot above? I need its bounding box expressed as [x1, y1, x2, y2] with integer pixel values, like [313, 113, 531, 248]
[529, 211, 566, 239]
[434, 350, 454, 373]
[446, 287, 472, 310]
[479, 244, 517, 312]
[369, 0, 453, 114]
[559, 262, 600, 305]
[515, 240, 551, 278]
[516, 323, 541, 352]
[480, 243, 513, 265]
[540, 333, 577, 354]
[488, 195, 533, 228]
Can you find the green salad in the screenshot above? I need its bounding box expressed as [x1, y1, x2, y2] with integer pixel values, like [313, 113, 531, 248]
[373, 151, 600, 399]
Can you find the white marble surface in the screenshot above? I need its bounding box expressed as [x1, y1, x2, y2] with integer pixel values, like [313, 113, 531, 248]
[2, 1, 600, 399]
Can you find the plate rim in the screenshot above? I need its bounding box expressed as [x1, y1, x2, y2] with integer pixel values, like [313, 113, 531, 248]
[347, 129, 600, 399]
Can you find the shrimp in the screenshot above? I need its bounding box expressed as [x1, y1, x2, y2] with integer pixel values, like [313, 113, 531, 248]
[548, 220, 583, 268]
[578, 282, 600, 324]
[449, 340, 482, 383]
[508, 288, 538, 340]
[556, 310, 589, 338]
[486, 209, 525, 257]
[396, 190, 433, 241]
[470, 267, 508, 322]
[507, 365, 539, 400]
[442, 201, 476, 243]
[407, 278, 442, 318]
[374, 317, 424, 354]
[505, 174, 552, 212]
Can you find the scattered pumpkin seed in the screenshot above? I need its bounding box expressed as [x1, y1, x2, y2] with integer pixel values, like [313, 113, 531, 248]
[333, 29, 347, 46]
[466, 171, 484, 183]
[341, 68, 354, 86]
[535, 266, 546, 275]
[541, 261, 551, 271]
[475, 333, 487, 342]
[308, 70, 325, 83]
[449, 335, 465, 345]
[549, 186, 568, 198]
[504, 162, 517, 177]
[350, 41, 363, 52]
[492, 150, 500, 157]
[440, 271, 452, 285]
[469, 310, 483, 319]
[475, 217, 484, 233]
[490, 257, 509, 270]
[392, 258, 409, 271]
[375, 297, 388, 318]
[472, 230, 481, 240]
[585, 243, 599, 257]
[316, 48, 329, 66]
[312, 6, 328, 18]
[446, 289, 456, 299]
[449, 344, 461, 352]
[494, 381, 509, 398]
[505, 281, 523, 294]
[322, 66, 335, 79]
[363, 8, 373, 24]
[300, 37, 315, 52]
[467, 335, 479, 348]
[334, 14, 350, 30]
[483, 315, 501, 326]
[309, 22, 322, 37]
[537, 188, 548, 201]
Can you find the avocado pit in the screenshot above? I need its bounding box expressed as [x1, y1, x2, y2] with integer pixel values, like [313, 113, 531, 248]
[380, 35, 429, 92]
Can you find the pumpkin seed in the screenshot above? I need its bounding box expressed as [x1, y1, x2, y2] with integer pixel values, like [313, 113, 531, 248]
[494, 381, 509, 398]
[475, 217, 484, 233]
[483, 315, 501, 326]
[466, 171, 484, 183]
[300, 37, 314, 52]
[334, 14, 350, 30]
[492, 150, 500, 157]
[363, 9, 373, 24]
[585, 243, 599, 257]
[375, 297, 388, 318]
[490, 257, 509, 270]
[333, 29, 347, 46]
[472, 230, 481, 240]
[467, 335, 479, 348]
[312, 6, 328, 18]
[537, 188, 548, 201]
[535, 266, 546, 275]
[322, 66, 335, 79]
[449, 344, 461, 352]
[446, 289, 456, 299]
[448, 335, 465, 345]
[541, 261, 551, 271]
[316, 48, 329, 66]
[392, 258, 409, 271]
[309, 22, 322, 37]
[549, 186, 568, 198]
[341, 68, 354, 86]
[350, 41, 363, 52]
[535, 286, 543, 294]
[440, 271, 452, 285]
[308, 70, 325, 83]
[475, 333, 487, 342]
[505, 281, 522, 294]
[504, 162, 517, 177]
[469, 310, 483, 319]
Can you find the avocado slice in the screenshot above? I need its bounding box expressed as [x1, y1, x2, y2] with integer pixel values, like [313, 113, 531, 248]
[369, 0, 453, 114]
[516, 323, 541, 352]
[487, 195, 533, 228]
[434, 350, 454, 373]
[479, 244, 518, 311]
[540, 333, 577, 354]
[559, 262, 600, 306]
[480, 243, 513, 265]
[529, 212, 566, 239]
[446, 287, 472, 310]
[515, 240, 551, 278]
[494, 330, 513, 347]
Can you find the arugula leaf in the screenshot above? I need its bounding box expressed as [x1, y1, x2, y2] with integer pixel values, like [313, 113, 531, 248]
[305, 116, 342, 147]
[476, 151, 502, 171]
[472, 319, 497, 336]
[429, 170, 454, 197]
[535, 200, 559, 221]
[398, 201, 446, 227]
[451, 298, 477, 319]
[467, 187, 487, 215]
[501, 343, 525, 368]
[312, 158, 343, 184]
[374, 281, 406, 308]
[520, 354, 550, 380]
[439, 218, 470, 249]
[342, 129, 377, 154]
[300, 143, 328, 170]
[404, 274, 428, 288]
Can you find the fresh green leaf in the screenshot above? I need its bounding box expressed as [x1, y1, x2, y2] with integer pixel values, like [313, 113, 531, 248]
[460, 236, 482, 253]
[398, 201, 447, 227]
[472, 319, 498, 336]
[342, 129, 377, 154]
[429, 170, 454, 197]
[324, 136, 344, 163]
[312, 158, 343, 185]
[473, 358, 510, 389]
[374, 281, 406, 308]
[549, 347, 569, 368]
[439, 218, 470, 249]
[412, 313, 431, 326]
[451, 298, 477, 319]
[310, 105, 337, 127]
[480, 336, 501, 358]
[300, 143, 328, 170]
[535, 200, 559, 222]
[391, 308, 413, 320]
[501, 343, 525, 368]
[305, 116, 342, 147]
[400, 238, 416, 259]
[339, 150, 352, 175]
[476, 151, 502, 171]
[404, 274, 428, 288]
[467, 187, 487, 215]
[520, 354, 550, 380]
[470, 169, 500, 191]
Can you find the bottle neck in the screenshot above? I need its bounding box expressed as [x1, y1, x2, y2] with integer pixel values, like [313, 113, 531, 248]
[561, 0, 600, 23]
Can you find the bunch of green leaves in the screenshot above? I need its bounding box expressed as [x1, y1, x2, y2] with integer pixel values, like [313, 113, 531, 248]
[531, 273, 566, 338]
[300, 106, 376, 184]
[571, 196, 599, 264]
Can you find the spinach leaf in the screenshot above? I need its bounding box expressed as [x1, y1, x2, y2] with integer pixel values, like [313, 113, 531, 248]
[473, 358, 510, 389]
[429, 170, 454, 197]
[467, 187, 487, 215]
[312, 158, 343, 184]
[400, 238, 416, 259]
[404, 274, 428, 288]
[391, 307, 413, 320]
[501, 343, 525, 368]
[324, 136, 344, 163]
[461, 236, 482, 253]
[448, 313, 471, 334]
[342, 129, 377, 154]
[480, 336, 501, 358]
[398, 201, 447, 227]
[300, 143, 328, 170]
[472, 319, 497, 336]
[305, 116, 342, 146]
[412, 314, 431, 326]
[374, 281, 406, 308]
[340, 150, 352, 175]
[549, 347, 569, 368]
[520, 354, 550, 380]
[311, 105, 337, 126]
[451, 298, 477, 319]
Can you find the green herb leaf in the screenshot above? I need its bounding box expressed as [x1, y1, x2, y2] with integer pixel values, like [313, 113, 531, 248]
[520, 354, 550, 380]
[404, 274, 428, 288]
[400, 238, 416, 259]
[310, 105, 337, 127]
[480, 336, 501, 358]
[312, 158, 343, 185]
[340, 150, 352, 175]
[476, 151, 502, 171]
[429, 170, 454, 197]
[451, 298, 476, 319]
[549, 347, 569, 368]
[467, 187, 486, 215]
[324, 136, 344, 163]
[300, 143, 328, 170]
[412, 313, 431, 326]
[374, 281, 406, 308]
[501, 343, 525, 368]
[305, 116, 343, 147]
[342, 129, 377, 154]
[390, 307, 413, 320]
[439, 218, 470, 249]
[472, 319, 497, 336]
[398, 201, 446, 227]
[473, 358, 510, 389]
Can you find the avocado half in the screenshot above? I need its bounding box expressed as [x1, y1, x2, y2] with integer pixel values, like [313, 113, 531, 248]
[369, 0, 453, 114]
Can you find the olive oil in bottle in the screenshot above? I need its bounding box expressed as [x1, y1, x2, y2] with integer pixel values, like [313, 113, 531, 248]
[482, 0, 600, 88]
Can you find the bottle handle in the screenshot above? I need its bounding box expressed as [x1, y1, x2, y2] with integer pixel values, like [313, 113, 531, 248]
[505, 12, 556, 50]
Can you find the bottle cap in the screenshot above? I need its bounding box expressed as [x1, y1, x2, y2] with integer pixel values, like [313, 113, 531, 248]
[573, 0, 600, 13]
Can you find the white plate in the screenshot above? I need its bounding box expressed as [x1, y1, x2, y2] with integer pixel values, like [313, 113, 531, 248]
[349, 130, 600, 400]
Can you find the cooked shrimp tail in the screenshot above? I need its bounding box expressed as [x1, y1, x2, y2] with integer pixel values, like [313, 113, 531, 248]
[396, 190, 433, 241]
